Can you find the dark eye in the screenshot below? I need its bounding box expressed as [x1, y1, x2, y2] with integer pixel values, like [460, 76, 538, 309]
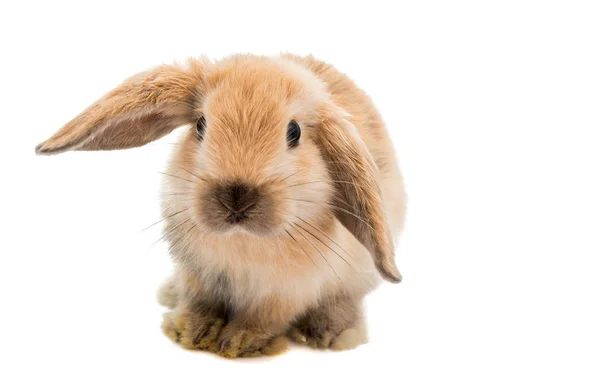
[196, 116, 206, 141]
[286, 120, 301, 148]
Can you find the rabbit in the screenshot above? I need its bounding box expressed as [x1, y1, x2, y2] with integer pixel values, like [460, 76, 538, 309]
[35, 54, 407, 358]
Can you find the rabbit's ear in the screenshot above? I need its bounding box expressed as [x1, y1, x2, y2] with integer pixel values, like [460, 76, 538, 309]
[317, 107, 402, 283]
[35, 58, 209, 155]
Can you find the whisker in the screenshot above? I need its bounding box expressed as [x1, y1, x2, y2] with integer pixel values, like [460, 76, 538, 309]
[284, 198, 375, 232]
[158, 171, 194, 184]
[284, 179, 371, 193]
[281, 188, 355, 214]
[178, 167, 207, 182]
[141, 207, 190, 232]
[284, 180, 325, 189]
[167, 222, 198, 253]
[273, 168, 346, 187]
[295, 216, 357, 261]
[284, 228, 318, 269]
[166, 198, 199, 204]
[276, 168, 305, 184]
[322, 193, 357, 213]
[274, 180, 366, 215]
[293, 222, 358, 275]
[320, 159, 379, 169]
[290, 224, 341, 281]
[153, 217, 191, 246]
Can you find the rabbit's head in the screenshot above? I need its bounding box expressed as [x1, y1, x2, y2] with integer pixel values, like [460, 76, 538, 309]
[36, 55, 401, 283]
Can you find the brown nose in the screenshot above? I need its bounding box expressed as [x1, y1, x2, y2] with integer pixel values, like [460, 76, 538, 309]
[215, 182, 259, 223]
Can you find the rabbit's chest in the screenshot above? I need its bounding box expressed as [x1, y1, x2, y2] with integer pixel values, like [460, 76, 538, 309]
[194, 221, 375, 309]
[208, 245, 333, 308]
[180, 218, 378, 313]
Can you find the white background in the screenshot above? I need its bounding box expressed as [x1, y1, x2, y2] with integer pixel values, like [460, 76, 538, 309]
[1, 1, 599, 380]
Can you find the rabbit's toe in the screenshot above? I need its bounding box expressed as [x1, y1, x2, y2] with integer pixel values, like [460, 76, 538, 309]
[216, 325, 288, 358]
[288, 326, 335, 348]
[289, 321, 368, 350]
[161, 311, 225, 352]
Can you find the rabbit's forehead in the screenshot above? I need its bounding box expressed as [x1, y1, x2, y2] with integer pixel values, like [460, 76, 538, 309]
[202, 56, 328, 127]
[205, 84, 289, 123]
[204, 78, 302, 122]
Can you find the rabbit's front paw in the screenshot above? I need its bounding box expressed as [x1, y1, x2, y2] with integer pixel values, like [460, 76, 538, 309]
[289, 295, 365, 350]
[288, 325, 336, 348]
[161, 311, 225, 352]
[215, 324, 288, 358]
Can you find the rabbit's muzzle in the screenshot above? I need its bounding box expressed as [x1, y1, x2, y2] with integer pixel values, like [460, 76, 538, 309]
[200, 180, 277, 236]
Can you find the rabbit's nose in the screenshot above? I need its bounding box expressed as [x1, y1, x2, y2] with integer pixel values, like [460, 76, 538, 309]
[215, 182, 259, 222]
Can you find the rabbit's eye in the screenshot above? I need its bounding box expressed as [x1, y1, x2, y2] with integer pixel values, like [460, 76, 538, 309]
[196, 116, 206, 141]
[286, 120, 301, 148]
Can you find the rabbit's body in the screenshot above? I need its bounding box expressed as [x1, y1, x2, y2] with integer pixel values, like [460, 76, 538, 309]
[159, 217, 377, 351]
[37, 54, 405, 357]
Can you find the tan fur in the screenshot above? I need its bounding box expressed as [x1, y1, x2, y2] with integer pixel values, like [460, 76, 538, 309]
[157, 275, 179, 309]
[330, 319, 369, 351]
[36, 54, 406, 357]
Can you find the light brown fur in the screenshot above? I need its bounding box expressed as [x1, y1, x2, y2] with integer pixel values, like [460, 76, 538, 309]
[36, 54, 406, 357]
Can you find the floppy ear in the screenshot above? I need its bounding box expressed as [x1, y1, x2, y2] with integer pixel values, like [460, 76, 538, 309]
[35, 58, 209, 155]
[317, 107, 402, 283]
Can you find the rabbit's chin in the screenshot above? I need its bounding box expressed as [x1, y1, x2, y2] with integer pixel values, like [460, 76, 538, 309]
[206, 223, 285, 239]
[193, 212, 289, 239]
